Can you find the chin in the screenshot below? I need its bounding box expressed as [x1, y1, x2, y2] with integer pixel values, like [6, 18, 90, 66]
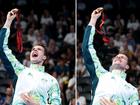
[31, 60, 43, 65]
[110, 64, 125, 71]
[31, 60, 39, 64]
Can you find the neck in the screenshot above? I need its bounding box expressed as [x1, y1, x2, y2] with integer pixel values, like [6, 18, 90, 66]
[30, 63, 45, 72]
[110, 64, 126, 72]
[111, 70, 126, 79]
[110, 64, 127, 79]
[31, 61, 44, 66]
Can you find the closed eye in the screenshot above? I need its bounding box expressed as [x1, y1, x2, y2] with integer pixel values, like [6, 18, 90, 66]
[31, 48, 35, 51]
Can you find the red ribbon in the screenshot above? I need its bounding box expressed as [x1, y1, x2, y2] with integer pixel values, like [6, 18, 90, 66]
[96, 13, 110, 44]
[16, 11, 23, 53]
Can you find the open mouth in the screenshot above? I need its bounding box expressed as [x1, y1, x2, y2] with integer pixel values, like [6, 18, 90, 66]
[115, 59, 121, 63]
[32, 52, 38, 57]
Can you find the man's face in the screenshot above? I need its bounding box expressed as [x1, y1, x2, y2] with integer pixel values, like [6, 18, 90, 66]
[30, 45, 46, 65]
[112, 54, 129, 70]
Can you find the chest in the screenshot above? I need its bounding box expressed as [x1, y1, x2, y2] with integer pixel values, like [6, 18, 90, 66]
[16, 70, 50, 94]
[96, 74, 132, 99]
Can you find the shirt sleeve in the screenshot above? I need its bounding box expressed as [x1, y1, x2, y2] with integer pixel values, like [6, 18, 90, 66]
[48, 79, 61, 105]
[0, 28, 25, 76]
[82, 25, 107, 79]
[129, 89, 139, 105]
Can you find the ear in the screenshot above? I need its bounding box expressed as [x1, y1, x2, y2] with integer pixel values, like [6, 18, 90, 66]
[43, 56, 47, 61]
[125, 65, 129, 70]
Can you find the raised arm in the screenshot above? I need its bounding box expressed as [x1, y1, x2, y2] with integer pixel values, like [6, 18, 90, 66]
[82, 7, 107, 79]
[0, 9, 25, 76]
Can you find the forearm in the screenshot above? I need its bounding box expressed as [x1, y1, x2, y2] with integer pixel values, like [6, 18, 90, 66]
[3, 19, 13, 28]
[88, 18, 97, 26]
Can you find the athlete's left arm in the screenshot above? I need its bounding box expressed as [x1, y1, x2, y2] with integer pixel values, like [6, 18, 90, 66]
[48, 79, 61, 105]
[129, 90, 139, 105]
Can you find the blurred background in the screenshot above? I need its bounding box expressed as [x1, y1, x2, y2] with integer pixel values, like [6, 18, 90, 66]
[77, 0, 140, 104]
[0, 0, 75, 105]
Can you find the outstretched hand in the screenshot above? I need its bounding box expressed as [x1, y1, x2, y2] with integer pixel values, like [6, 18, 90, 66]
[4, 8, 18, 28]
[7, 8, 18, 21]
[89, 7, 103, 26]
[91, 7, 103, 18]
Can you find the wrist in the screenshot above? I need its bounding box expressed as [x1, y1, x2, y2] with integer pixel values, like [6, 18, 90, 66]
[88, 19, 97, 26]
[3, 20, 13, 28]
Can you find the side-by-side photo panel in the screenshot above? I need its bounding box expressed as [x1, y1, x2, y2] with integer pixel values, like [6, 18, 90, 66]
[0, 0, 75, 105]
[77, 0, 140, 105]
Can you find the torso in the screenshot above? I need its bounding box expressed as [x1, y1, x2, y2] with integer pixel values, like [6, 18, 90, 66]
[12, 67, 55, 105]
[93, 72, 137, 105]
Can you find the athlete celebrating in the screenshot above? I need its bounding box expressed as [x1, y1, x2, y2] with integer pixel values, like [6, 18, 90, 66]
[82, 7, 139, 105]
[0, 8, 61, 105]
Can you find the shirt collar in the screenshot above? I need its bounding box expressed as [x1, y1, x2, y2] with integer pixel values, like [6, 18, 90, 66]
[111, 69, 126, 79]
[30, 63, 45, 72]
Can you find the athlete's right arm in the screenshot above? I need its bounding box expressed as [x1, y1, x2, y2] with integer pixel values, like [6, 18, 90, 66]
[82, 7, 107, 79]
[0, 9, 25, 75]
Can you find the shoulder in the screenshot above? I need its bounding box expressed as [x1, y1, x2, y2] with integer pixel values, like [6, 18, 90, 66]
[126, 83, 139, 102]
[125, 81, 138, 94]
[43, 72, 58, 84]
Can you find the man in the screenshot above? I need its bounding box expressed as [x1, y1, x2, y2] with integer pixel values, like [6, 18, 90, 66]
[0, 8, 61, 105]
[82, 7, 139, 105]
